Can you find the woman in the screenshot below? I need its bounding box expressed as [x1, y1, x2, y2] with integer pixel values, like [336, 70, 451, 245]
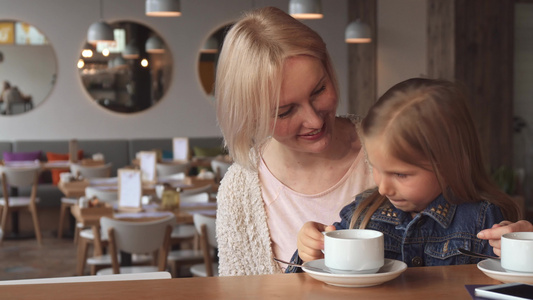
[215, 7, 374, 276]
[214, 6, 533, 276]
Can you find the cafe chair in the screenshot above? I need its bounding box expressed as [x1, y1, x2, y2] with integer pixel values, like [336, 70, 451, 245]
[158, 172, 186, 182]
[156, 162, 190, 177]
[169, 186, 213, 252]
[166, 236, 207, 277]
[189, 214, 219, 277]
[58, 162, 113, 239]
[95, 215, 175, 276]
[70, 163, 112, 179]
[0, 165, 42, 245]
[0, 271, 171, 285]
[77, 186, 121, 275]
[74, 186, 118, 243]
[210, 159, 231, 184]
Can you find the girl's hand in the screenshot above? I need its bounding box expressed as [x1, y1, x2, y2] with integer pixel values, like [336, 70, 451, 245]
[477, 220, 533, 256]
[297, 221, 336, 262]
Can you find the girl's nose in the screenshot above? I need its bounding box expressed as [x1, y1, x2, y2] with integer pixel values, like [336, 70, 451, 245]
[378, 177, 394, 197]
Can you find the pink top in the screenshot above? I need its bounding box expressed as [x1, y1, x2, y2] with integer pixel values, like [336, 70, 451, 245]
[259, 150, 375, 265]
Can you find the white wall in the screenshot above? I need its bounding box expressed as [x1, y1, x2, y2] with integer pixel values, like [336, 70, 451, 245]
[0, 0, 349, 140]
[377, 0, 427, 97]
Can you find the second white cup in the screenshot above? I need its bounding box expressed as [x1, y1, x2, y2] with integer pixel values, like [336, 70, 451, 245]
[501, 232, 533, 273]
[324, 229, 384, 274]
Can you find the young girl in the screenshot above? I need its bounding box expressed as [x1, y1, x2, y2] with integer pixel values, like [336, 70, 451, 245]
[294, 78, 521, 268]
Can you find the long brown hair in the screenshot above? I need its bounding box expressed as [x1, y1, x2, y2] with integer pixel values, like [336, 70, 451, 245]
[350, 78, 520, 228]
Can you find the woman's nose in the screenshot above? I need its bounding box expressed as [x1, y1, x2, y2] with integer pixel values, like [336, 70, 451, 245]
[301, 103, 322, 128]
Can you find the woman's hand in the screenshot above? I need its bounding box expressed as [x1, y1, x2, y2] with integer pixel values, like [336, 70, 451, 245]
[477, 220, 533, 256]
[297, 221, 336, 262]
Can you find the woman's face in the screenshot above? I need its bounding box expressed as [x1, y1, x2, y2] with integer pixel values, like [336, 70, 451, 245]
[272, 55, 338, 154]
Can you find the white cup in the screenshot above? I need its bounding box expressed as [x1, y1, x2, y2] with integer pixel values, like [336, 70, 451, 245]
[60, 172, 73, 183]
[501, 232, 533, 273]
[324, 229, 384, 274]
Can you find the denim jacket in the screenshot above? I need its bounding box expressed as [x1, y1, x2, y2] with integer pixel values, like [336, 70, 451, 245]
[286, 188, 504, 273]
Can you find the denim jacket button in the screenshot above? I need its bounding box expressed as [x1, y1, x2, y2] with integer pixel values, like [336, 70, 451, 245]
[411, 256, 424, 267]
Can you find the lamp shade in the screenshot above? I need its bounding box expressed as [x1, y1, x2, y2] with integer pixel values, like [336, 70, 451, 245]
[113, 55, 127, 67]
[123, 40, 140, 59]
[345, 20, 372, 43]
[146, 0, 181, 17]
[200, 36, 218, 54]
[289, 0, 323, 19]
[87, 21, 114, 44]
[145, 35, 165, 53]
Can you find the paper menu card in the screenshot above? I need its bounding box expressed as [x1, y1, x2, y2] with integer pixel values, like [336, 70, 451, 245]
[172, 137, 189, 162]
[139, 151, 157, 183]
[118, 169, 142, 212]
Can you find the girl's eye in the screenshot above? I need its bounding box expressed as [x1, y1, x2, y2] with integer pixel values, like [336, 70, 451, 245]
[278, 106, 293, 118]
[395, 173, 407, 178]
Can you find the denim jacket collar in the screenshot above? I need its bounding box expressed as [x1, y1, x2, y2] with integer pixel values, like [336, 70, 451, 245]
[372, 194, 457, 228]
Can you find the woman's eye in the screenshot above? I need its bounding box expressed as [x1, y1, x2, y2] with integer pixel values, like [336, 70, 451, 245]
[395, 173, 407, 178]
[312, 85, 326, 96]
[278, 107, 293, 118]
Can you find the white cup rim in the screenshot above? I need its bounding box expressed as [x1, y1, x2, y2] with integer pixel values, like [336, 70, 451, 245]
[502, 232, 533, 240]
[325, 228, 383, 239]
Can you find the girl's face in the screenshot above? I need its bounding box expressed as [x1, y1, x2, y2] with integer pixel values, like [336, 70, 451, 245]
[272, 55, 338, 154]
[364, 136, 442, 216]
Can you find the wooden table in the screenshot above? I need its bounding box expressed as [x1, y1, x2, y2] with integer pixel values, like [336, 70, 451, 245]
[0, 264, 501, 299]
[58, 176, 216, 198]
[70, 202, 217, 227]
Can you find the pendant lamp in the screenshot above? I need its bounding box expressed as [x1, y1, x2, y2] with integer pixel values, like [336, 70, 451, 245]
[114, 55, 127, 67]
[82, 43, 94, 58]
[200, 36, 218, 54]
[145, 35, 165, 53]
[289, 0, 323, 20]
[87, 0, 114, 44]
[123, 39, 140, 59]
[345, 19, 372, 43]
[146, 0, 181, 17]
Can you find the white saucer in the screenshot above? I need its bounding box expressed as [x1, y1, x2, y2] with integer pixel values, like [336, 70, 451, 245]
[477, 259, 533, 284]
[302, 258, 407, 288]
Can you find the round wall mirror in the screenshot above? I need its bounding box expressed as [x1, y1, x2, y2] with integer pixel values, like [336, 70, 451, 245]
[0, 20, 57, 116]
[78, 21, 172, 114]
[198, 23, 233, 96]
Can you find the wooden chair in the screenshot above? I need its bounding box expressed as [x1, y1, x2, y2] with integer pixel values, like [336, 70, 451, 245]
[170, 186, 212, 251]
[70, 163, 112, 179]
[166, 188, 213, 277]
[156, 162, 190, 177]
[77, 186, 120, 275]
[190, 214, 218, 277]
[210, 159, 231, 184]
[58, 162, 112, 239]
[74, 186, 118, 243]
[95, 215, 175, 275]
[0, 165, 42, 245]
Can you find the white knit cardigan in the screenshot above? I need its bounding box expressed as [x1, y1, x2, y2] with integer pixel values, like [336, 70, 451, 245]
[216, 162, 282, 276]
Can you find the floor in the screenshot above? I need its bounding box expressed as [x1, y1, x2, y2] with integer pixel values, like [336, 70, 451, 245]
[0, 230, 77, 281]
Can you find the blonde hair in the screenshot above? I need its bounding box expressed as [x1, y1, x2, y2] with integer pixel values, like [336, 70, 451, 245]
[215, 6, 338, 170]
[350, 78, 520, 228]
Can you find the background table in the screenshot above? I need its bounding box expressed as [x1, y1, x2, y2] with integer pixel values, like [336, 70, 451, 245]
[0, 264, 501, 299]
